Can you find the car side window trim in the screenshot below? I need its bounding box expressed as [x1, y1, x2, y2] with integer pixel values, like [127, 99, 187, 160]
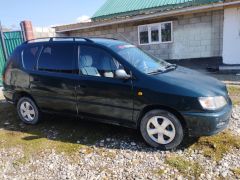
[36, 45, 44, 70]
[21, 50, 25, 69]
[77, 45, 81, 74]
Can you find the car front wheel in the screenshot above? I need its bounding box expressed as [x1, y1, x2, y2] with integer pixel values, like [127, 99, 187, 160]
[17, 97, 40, 125]
[140, 110, 184, 150]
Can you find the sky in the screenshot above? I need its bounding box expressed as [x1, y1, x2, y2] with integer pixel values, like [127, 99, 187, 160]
[0, 0, 106, 29]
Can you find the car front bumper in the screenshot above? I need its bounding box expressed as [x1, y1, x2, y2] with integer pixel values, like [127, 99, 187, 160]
[181, 103, 232, 137]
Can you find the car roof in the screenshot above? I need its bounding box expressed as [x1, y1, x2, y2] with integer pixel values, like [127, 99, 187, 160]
[90, 38, 129, 47]
[22, 37, 129, 48]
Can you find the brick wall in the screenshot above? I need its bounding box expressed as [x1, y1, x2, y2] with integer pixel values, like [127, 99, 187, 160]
[67, 10, 223, 60]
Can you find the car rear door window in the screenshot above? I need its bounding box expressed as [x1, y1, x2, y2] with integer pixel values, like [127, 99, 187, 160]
[22, 46, 41, 70]
[38, 44, 74, 74]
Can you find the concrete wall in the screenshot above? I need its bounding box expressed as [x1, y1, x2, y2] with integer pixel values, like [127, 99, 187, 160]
[67, 10, 223, 60]
[223, 7, 240, 64]
[170, 10, 223, 60]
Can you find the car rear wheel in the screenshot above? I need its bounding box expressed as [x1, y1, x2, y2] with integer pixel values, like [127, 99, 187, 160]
[17, 97, 40, 125]
[140, 110, 184, 150]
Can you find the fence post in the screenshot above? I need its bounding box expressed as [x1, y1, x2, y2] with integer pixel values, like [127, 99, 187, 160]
[0, 22, 8, 61]
[20, 22, 26, 41]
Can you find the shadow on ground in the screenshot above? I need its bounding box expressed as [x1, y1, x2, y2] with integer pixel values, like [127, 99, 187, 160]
[0, 99, 198, 152]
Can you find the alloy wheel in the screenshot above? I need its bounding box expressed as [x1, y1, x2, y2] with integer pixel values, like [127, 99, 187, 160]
[146, 116, 176, 144]
[20, 101, 36, 122]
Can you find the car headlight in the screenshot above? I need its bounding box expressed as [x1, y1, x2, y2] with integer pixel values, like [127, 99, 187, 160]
[199, 96, 227, 110]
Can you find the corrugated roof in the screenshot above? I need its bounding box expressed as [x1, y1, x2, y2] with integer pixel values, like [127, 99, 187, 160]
[92, 0, 223, 19]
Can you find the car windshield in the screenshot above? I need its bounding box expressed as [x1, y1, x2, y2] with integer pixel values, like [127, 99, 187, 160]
[112, 44, 176, 74]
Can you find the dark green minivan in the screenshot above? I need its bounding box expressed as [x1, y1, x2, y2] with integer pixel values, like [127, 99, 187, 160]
[2, 37, 232, 150]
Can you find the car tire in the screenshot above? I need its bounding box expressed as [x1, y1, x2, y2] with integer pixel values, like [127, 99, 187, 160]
[140, 110, 184, 150]
[17, 97, 40, 125]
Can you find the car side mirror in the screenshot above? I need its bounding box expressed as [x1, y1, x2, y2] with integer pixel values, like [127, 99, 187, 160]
[115, 69, 131, 79]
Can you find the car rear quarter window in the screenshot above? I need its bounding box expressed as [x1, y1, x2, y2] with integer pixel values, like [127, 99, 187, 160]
[38, 44, 75, 74]
[22, 46, 41, 70]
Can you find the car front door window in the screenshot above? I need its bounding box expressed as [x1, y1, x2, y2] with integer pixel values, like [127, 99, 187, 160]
[78, 46, 125, 78]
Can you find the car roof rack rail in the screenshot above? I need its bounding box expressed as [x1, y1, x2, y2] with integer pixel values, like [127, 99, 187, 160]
[24, 37, 94, 44]
[89, 37, 118, 40]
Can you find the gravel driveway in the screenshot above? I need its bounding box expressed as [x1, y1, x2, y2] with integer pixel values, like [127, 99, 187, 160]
[0, 91, 239, 179]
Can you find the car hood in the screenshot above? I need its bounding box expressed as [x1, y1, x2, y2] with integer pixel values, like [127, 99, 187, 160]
[152, 66, 227, 97]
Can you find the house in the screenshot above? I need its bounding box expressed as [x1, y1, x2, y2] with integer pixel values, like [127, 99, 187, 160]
[55, 0, 240, 69]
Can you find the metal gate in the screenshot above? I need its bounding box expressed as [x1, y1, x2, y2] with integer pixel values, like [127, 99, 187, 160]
[0, 30, 24, 86]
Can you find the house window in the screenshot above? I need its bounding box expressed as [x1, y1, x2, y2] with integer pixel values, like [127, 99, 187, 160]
[139, 25, 149, 44]
[138, 21, 173, 45]
[150, 25, 159, 43]
[161, 22, 172, 42]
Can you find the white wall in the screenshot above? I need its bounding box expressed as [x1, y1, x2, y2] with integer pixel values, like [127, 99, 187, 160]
[223, 8, 240, 64]
[33, 27, 56, 38]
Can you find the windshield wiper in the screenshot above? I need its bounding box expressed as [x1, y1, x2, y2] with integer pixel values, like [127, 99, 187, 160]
[147, 68, 164, 75]
[164, 64, 177, 71]
[165, 64, 177, 69]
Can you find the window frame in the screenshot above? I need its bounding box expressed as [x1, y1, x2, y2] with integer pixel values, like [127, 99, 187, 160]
[138, 25, 149, 45]
[138, 21, 173, 45]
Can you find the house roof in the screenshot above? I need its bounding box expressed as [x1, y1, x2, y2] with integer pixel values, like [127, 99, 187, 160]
[55, 0, 240, 33]
[92, 0, 223, 20]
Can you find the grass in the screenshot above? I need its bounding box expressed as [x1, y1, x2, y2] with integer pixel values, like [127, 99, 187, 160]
[13, 156, 29, 167]
[0, 130, 86, 165]
[191, 131, 240, 162]
[227, 85, 240, 106]
[154, 169, 165, 176]
[165, 156, 203, 178]
[231, 168, 240, 178]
